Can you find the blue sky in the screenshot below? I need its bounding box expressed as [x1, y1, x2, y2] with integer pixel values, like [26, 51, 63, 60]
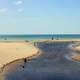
[0, 0, 80, 34]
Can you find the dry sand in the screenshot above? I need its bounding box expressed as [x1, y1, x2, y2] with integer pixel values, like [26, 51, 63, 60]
[0, 41, 38, 68]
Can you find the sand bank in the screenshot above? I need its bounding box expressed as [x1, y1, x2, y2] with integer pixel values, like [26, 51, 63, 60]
[0, 41, 38, 68]
[73, 45, 80, 51]
[71, 45, 80, 61]
[72, 55, 80, 61]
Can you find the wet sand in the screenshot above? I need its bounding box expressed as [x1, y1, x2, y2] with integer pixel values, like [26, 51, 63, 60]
[0, 40, 80, 80]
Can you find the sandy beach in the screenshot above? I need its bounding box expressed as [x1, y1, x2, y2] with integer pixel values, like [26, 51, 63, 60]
[0, 39, 80, 68]
[0, 41, 38, 68]
[0, 39, 80, 80]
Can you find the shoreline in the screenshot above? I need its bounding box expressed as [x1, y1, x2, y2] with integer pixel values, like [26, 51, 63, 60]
[0, 41, 41, 80]
[0, 41, 38, 69]
[0, 39, 80, 68]
[0, 39, 80, 80]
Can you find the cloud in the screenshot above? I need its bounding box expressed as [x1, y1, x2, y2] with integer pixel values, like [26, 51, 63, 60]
[0, 8, 7, 13]
[15, 1, 23, 5]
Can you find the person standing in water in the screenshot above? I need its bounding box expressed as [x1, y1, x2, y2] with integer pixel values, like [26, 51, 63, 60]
[24, 58, 27, 63]
[52, 34, 54, 40]
[21, 58, 27, 68]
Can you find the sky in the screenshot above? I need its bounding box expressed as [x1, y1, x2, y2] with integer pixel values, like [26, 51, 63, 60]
[0, 0, 80, 34]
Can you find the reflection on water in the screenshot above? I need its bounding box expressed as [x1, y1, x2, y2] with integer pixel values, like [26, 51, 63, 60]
[4, 42, 80, 80]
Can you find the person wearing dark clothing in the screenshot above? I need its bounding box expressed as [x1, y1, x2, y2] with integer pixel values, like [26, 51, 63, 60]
[21, 58, 27, 69]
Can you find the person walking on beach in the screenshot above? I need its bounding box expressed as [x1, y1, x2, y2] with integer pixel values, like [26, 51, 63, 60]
[24, 58, 27, 64]
[21, 58, 27, 68]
